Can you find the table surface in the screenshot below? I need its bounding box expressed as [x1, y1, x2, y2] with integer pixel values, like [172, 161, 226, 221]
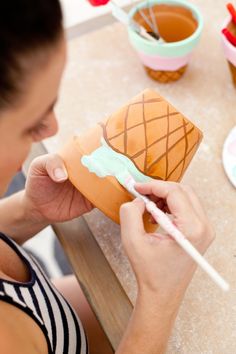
[43, 1, 236, 352]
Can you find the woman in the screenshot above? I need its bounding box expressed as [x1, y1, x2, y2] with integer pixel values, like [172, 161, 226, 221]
[0, 1, 214, 353]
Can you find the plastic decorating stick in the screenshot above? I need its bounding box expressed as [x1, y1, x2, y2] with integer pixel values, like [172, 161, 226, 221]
[87, 0, 110, 6]
[227, 3, 236, 23]
[222, 28, 236, 46]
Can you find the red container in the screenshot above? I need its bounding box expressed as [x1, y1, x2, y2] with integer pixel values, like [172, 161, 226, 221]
[87, 0, 110, 6]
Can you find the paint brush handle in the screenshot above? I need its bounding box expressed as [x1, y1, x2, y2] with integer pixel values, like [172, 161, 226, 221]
[125, 177, 230, 292]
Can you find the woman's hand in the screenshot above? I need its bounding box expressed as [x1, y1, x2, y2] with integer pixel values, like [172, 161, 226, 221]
[117, 181, 215, 354]
[120, 181, 215, 301]
[23, 154, 93, 224]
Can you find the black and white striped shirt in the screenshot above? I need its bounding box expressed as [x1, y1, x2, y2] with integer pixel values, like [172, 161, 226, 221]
[0, 233, 88, 354]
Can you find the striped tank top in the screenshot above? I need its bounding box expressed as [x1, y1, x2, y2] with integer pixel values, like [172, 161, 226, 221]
[0, 232, 88, 354]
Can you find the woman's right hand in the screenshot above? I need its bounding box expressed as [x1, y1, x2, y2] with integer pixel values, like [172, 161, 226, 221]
[120, 181, 215, 302]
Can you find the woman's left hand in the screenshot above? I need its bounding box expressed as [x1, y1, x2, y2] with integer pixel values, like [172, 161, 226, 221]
[23, 154, 93, 224]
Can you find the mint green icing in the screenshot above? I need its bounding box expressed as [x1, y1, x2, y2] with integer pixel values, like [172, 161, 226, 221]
[81, 138, 151, 186]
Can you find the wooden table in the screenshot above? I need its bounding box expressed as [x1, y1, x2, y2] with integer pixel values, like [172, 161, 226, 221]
[25, 1, 236, 352]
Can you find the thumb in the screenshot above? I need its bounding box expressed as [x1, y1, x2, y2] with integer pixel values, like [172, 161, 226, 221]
[120, 198, 146, 240]
[29, 154, 68, 183]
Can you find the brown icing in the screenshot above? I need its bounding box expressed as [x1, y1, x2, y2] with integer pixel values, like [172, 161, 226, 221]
[133, 4, 198, 42]
[60, 89, 202, 229]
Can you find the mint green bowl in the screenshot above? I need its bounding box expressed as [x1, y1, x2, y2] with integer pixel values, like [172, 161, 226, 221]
[128, 0, 203, 58]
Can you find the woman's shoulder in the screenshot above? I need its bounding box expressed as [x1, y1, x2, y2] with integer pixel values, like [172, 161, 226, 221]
[0, 300, 48, 354]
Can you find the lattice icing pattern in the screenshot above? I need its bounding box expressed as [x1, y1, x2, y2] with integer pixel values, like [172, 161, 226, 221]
[100, 89, 202, 181]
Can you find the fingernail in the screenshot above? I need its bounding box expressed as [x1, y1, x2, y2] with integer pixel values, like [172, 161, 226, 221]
[54, 168, 67, 181]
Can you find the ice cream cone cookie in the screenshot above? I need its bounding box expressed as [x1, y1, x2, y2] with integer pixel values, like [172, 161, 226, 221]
[60, 89, 203, 231]
[221, 4, 236, 87]
[128, 0, 203, 82]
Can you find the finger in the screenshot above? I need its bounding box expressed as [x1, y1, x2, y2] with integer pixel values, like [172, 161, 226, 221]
[136, 182, 205, 220]
[180, 186, 214, 246]
[30, 154, 68, 182]
[180, 185, 207, 221]
[135, 181, 191, 216]
[135, 181, 178, 199]
[120, 198, 146, 240]
[135, 182, 212, 249]
[136, 181, 204, 240]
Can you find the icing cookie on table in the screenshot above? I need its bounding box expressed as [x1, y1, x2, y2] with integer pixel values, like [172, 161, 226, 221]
[60, 89, 203, 231]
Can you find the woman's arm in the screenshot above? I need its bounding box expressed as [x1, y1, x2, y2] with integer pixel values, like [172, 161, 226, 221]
[117, 290, 181, 354]
[0, 191, 48, 244]
[0, 154, 93, 244]
[116, 182, 214, 354]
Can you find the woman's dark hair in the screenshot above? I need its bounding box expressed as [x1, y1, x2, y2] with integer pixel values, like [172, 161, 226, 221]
[0, 0, 63, 108]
